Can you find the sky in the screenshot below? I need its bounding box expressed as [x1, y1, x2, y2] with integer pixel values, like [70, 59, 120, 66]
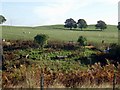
[0, 0, 119, 26]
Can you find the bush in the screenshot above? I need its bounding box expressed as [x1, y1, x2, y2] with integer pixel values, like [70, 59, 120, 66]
[109, 44, 120, 63]
[34, 34, 49, 48]
[77, 36, 87, 46]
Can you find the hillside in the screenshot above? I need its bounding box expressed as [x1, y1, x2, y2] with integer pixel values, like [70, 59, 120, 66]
[1, 24, 118, 43]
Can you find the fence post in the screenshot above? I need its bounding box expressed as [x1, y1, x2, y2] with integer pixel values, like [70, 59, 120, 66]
[40, 70, 44, 90]
[113, 71, 116, 90]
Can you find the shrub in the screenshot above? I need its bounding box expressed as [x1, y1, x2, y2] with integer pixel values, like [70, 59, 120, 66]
[34, 34, 49, 49]
[108, 43, 120, 63]
[77, 36, 87, 46]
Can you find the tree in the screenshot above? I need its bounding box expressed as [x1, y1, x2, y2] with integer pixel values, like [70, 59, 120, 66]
[0, 15, 6, 24]
[117, 22, 120, 30]
[77, 19, 87, 30]
[34, 34, 49, 48]
[77, 36, 87, 46]
[64, 18, 77, 30]
[95, 20, 107, 31]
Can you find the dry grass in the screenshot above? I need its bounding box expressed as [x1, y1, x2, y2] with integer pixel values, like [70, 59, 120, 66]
[2, 60, 120, 88]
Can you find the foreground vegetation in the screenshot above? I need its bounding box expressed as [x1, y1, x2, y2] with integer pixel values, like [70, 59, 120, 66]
[2, 40, 120, 88]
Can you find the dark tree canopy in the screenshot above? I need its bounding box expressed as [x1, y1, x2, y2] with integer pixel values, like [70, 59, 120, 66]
[0, 15, 6, 24]
[95, 20, 107, 30]
[77, 19, 87, 30]
[117, 22, 120, 30]
[64, 18, 77, 30]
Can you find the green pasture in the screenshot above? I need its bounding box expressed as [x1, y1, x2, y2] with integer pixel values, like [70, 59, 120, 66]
[1, 24, 118, 43]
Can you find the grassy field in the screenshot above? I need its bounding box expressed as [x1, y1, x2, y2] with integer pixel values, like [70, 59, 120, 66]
[1, 24, 118, 43]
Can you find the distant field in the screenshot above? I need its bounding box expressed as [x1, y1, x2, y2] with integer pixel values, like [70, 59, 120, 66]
[1, 24, 118, 43]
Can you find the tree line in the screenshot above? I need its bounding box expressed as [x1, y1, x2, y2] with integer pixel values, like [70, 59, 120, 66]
[0, 15, 120, 30]
[64, 18, 107, 31]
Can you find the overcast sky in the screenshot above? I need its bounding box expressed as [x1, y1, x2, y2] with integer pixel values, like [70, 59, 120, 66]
[0, 0, 119, 26]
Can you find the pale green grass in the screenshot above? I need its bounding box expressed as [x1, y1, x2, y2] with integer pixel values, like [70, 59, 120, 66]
[1, 24, 118, 43]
